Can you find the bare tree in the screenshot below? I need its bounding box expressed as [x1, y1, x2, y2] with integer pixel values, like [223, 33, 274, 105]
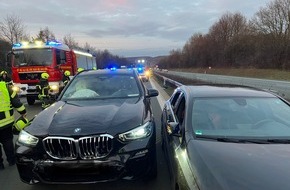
[35, 26, 56, 42]
[208, 12, 249, 67]
[83, 42, 96, 53]
[250, 0, 290, 69]
[0, 14, 26, 45]
[63, 33, 79, 49]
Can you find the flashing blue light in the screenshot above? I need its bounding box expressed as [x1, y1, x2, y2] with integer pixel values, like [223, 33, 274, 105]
[13, 43, 22, 47]
[110, 67, 117, 71]
[137, 67, 143, 71]
[46, 41, 62, 46]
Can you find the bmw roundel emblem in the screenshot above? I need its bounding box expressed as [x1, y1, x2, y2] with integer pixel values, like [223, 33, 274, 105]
[74, 128, 81, 133]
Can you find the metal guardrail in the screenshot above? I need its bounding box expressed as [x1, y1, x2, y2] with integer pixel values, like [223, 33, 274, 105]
[154, 70, 290, 100]
[154, 72, 182, 88]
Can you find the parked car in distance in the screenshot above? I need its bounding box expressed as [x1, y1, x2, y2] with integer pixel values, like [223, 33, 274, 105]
[15, 69, 159, 184]
[161, 84, 290, 190]
[138, 72, 149, 82]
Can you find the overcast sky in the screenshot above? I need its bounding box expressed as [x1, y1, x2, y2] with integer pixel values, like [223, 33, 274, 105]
[0, 0, 272, 57]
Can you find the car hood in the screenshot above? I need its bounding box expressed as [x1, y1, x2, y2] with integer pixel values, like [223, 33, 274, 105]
[26, 98, 146, 136]
[189, 140, 290, 190]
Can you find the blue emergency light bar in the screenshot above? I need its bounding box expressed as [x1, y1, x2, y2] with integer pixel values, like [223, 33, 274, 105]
[13, 40, 62, 48]
[46, 41, 62, 46]
[13, 43, 22, 48]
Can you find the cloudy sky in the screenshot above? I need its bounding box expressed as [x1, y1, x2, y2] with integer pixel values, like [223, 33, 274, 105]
[0, 0, 272, 57]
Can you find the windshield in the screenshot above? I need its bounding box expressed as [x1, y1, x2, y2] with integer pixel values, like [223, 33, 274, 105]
[13, 48, 53, 66]
[191, 97, 290, 139]
[62, 74, 140, 100]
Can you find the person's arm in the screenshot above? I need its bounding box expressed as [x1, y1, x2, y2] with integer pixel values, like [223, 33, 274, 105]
[9, 87, 26, 116]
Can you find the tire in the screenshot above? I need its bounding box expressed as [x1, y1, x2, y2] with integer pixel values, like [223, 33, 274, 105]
[27, 96, 35, 105]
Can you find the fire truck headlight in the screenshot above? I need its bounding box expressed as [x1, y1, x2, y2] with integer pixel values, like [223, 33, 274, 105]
[50, 85, 59, 91]
[12, 86, 20, 92]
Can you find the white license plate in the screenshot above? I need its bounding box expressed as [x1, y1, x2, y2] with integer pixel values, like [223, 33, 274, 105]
[28, 86, 36, 90]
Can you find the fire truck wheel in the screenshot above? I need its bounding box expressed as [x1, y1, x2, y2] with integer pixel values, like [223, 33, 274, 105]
[26, 96, 35, 105]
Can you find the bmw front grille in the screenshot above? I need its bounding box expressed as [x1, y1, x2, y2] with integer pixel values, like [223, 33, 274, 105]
[43, 135, 113, 160]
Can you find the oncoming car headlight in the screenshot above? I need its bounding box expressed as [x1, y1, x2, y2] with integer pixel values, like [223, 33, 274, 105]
[145, 71, 150, 76]
[119, 122, 152, 141]
[17, 130, 39, 147]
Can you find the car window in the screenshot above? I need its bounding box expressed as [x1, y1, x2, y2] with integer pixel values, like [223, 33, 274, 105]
[170, 90, 183, 112]
[191, 97, 290, 138]
[170, 90, 181, 106]
[175, 96, 185, 126]
[62, 74, 140, 99]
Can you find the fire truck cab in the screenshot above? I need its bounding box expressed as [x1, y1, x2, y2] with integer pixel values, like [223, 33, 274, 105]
[10, 40, 96, 105]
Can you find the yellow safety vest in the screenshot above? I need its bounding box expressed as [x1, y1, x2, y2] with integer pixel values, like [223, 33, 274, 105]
[0, 81, 14, 127]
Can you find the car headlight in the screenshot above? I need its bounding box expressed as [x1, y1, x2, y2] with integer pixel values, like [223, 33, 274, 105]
[50, 85, 59, 91]
[119, 122, 152, 141]
[145, 71, 150, 76]
[17, 130, 39, 147]
[12, 86, 20, 92]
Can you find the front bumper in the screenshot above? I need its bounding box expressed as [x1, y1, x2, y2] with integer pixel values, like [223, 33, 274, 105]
[15, 132, 156, 184]
[139, 75, 149, 82]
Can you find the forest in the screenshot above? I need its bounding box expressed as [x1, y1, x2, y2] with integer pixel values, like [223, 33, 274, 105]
[159, 0, 290, 70]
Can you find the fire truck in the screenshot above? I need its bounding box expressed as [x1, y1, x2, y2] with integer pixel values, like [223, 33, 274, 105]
[9, 40, 97, 105]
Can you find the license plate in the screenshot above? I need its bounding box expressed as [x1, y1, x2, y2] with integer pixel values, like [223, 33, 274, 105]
[28, 86, 36, 90]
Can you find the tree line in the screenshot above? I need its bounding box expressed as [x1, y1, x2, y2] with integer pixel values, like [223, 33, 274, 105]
[0, 14, 130, 71]
[159, 0, 290, 70]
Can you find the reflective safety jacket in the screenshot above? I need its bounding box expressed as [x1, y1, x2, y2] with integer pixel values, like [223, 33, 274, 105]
[62, 75, 70, 86]
[36, 78, 50, 98]
[0, 81, 26, 128]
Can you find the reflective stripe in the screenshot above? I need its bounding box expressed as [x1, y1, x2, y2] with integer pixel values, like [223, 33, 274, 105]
[16, 105, 25, 112]
[11, 91, 17, 98]
[4, 110, 10, 118]
[0, 82, 10, 112]
[0, 115, 14, 127]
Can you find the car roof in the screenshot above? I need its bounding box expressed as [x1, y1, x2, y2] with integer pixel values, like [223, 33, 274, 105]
[179, 84, 277, 98]
[78, 69, 137, 76]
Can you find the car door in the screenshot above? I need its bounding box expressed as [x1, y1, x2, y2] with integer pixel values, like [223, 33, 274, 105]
[162, 89, 187, 188]
[161, 90, 182, 152]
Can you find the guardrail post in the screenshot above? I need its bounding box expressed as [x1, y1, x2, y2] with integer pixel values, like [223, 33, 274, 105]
[163, 77, 168, 89]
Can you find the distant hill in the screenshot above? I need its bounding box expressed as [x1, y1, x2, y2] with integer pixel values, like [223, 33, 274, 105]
[125, 55, 167, 67]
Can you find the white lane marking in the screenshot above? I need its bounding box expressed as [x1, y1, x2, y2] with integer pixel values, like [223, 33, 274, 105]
[149, 78, 167, 109]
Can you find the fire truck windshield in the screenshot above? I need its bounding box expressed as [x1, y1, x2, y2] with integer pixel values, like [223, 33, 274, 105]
[13, 48, 53, 67]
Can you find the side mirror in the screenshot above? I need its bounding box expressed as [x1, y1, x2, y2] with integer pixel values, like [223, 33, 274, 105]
[167, 121, 181, 137]
[146, 88, 159, 98]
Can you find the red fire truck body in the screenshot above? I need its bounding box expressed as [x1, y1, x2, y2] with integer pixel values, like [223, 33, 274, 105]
[11, 41, 96, 105]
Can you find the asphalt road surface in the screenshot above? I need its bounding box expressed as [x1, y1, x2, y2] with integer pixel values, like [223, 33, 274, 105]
[0, 79, 171, 190]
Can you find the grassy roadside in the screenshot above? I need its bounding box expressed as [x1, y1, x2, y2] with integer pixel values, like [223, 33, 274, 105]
[172, 68, 290, 81]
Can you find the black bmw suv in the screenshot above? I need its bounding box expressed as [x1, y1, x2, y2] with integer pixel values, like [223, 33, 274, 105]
[15, 69, 159, 184]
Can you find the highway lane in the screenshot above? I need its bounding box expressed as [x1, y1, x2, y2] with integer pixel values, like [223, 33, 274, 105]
[0, 79, 171, 190]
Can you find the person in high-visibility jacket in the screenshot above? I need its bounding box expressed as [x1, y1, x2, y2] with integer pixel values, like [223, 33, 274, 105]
[0, 71, 13, 86]
[36, 72, 52, 109]
[0, 81, 26, 170]
[59, 70, 71, 94]
[62, 70, 71, 86]
[77, 67, 84, 73]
